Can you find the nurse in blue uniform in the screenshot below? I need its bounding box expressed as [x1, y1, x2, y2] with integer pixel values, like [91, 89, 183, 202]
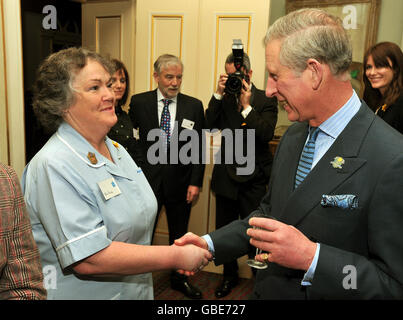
[22, 47, 211, 300]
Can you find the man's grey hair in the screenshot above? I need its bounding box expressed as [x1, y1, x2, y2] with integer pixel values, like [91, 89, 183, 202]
[265, 8, 352, 76]
[153, 54, 184, 74]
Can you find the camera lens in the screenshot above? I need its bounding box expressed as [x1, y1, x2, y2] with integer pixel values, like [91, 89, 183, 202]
[225, 73, 243, 95]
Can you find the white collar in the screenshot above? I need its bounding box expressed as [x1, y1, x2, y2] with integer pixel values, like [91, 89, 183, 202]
[157, 88, 178, 103]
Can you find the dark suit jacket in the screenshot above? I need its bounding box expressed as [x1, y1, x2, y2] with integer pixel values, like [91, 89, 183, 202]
[129, 90, 205, 200]
[209, 102, 403, 299]
[205, 84, 278, 200]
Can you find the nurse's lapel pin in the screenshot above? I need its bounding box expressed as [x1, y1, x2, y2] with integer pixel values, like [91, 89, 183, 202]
[330, 156, 345, 169]
[87, 152, 98, 165]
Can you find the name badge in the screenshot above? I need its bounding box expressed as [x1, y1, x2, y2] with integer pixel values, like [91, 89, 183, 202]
[98, 177, 122, 200]
[133, 128, 140, 140]
[181, 119, 195, 130]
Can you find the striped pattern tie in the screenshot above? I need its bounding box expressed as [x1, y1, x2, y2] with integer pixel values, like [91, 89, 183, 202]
[295, 127, 320, 189]
[160, 99, 172, 149]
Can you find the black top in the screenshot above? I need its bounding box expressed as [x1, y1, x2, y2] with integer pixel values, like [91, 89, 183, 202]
[375, 93, 403, 134]
[108, 105, 137, 159]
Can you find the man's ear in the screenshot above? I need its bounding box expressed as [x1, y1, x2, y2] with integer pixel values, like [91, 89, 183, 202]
[306, 59, 323, 90]
[153, 72, 159, 82]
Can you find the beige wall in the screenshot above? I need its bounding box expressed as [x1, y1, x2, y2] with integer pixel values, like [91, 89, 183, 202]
[376, 0, 403, 45]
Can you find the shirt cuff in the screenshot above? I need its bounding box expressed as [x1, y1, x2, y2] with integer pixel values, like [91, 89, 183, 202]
[301, 243, 320, 286]
[241, 105, 252, 118]
[213, 93, 223, 100]
[202, 234, 215, 258]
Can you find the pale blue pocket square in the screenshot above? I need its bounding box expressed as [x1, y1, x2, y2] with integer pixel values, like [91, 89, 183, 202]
[320, 194, 358, 209]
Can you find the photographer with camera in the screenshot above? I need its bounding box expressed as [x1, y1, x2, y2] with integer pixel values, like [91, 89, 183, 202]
[206, 41, 278, 298]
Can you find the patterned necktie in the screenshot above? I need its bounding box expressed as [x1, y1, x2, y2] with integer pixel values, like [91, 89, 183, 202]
[160, 99, 172, 148]
[295, 127, 320, 189]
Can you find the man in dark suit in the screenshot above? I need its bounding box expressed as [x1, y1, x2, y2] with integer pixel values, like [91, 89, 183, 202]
[206, 52, 277, 298]
[176, 8, 403, 299]
[129, 54, 205, 299]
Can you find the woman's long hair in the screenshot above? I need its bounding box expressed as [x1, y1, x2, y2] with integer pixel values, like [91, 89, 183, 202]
[110, 59, 130, 108]
[363, 42, 403, 111]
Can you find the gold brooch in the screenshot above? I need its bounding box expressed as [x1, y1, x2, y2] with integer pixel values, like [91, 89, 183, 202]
[375, 104, 388, 114]
[330, 156, 345, 169]
[87, 152, 98, 165]
[112, 141, 119, 149]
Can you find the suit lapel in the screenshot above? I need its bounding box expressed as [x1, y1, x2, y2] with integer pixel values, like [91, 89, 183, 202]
[148, 90, 159, 128]
[279, 104, 374, 226]
[175, 93, 185, 129]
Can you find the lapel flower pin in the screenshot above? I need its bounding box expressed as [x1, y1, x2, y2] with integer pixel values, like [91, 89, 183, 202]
[330, 156, 345, 169]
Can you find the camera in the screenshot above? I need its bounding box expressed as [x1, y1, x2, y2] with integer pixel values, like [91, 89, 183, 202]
[224, 39, 250, 95]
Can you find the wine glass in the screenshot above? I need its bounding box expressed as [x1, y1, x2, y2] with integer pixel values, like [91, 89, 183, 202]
[246, 212, 276, 270]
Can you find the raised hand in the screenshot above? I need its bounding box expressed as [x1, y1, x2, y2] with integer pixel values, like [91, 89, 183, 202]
[216, 74, 228, 96]
[247, 217, 316, 271]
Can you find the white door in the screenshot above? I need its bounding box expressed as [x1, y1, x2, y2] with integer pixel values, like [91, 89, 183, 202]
[82, 0, 135, 99]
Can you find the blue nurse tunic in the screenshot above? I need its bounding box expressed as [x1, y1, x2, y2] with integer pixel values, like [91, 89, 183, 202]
[22, 122, 158, 299]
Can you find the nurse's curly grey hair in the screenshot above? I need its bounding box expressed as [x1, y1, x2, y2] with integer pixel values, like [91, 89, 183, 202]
[32, 47, 113, 133]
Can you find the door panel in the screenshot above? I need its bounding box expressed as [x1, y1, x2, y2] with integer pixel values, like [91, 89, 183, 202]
[96, 16, 122, 59]
[82, 0, 134, 97]
[134, 0, 199, 95]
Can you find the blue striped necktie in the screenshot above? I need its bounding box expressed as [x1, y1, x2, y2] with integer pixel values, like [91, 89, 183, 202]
[160, 99, 172, 148]
[295, 127, 320, 189]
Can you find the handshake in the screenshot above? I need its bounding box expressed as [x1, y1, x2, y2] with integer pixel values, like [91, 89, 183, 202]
[172, 232, 211, 276]
[173, 216, 317, 275]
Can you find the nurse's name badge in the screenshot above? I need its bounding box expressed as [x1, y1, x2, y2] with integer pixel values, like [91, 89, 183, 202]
[98, 177, 122, 200]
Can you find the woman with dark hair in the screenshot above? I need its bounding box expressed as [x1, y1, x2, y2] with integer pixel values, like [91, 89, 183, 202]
[108, 59, 137, 159]
[363, 41, 403, 134]
[21, 47, 211, 299]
